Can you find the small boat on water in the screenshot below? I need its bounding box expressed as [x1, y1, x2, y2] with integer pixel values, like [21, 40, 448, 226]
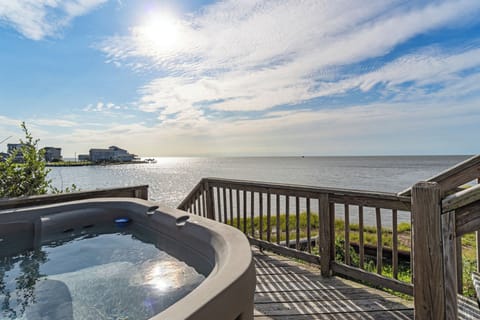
[145, 158, 157, 163]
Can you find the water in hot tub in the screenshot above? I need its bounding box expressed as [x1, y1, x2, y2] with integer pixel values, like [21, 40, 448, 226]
[0, 231, 205, 320]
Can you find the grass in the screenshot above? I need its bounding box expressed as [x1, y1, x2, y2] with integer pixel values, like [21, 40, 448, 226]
[228, 211, 479, 298]
[229, 212, 412, 250]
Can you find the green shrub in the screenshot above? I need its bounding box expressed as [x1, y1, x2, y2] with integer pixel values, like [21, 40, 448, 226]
[0, 122, 50, 197]
[0, 122, 78, 198]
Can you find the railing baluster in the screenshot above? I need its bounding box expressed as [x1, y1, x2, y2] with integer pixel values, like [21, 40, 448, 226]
[229, 188, 233, 226]
[198, 188, 202, 217]
[201, 185, 206, 217]
[392, 209, 398, 279]
[344, 204, 350, 265]
[456, 237, 463, 294]
[295, 196, 300, 250]
[236, 189, 240, 229]
[259, 192, 264, 240]
[267, 191, 271, 242]
[251, 191, 255, 237]
[243, 190, 247, 233]
[376, 207, 383, 274]
[359, 205, 364, 269]
[223, 187, 227, 224]
[194, 195, 198, 215]
[216, 187, 222, 223]
[285, 195, 290, 248]
[276, 194, 280, 245]
[306, 197, 311, 253]
[205, 182, 215, 219]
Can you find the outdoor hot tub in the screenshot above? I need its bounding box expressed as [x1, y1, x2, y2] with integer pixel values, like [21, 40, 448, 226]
[0, 198, 256, 320]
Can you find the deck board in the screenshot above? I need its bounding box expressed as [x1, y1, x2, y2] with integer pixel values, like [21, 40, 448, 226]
[253, 248, 414, 319]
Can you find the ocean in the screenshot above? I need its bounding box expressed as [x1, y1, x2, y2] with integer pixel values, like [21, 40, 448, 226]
[49, 155, 469, 211]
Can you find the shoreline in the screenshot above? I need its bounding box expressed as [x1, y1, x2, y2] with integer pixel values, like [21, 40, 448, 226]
[45, 160, 150, 167]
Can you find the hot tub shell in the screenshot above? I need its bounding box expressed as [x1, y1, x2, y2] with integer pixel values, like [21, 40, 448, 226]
[0, 198, 256, 320]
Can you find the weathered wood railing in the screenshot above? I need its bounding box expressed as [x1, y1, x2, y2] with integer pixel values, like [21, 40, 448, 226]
[443, 183, 480, 312]
[178, 177, 413, 295]
[179, 155, 480, 319]
[0, 185, 149, 211]
[411, 180, 480, 319]
[409, 155, 480, 320]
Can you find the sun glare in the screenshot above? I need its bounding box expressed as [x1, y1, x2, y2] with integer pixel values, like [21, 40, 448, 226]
[138, 12, 181, 51]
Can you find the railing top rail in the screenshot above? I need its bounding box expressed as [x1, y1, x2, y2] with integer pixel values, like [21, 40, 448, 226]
[442, 183, 480, 213]
[0, 185, 149, 211]
[205, 176, 408, 197]
[399, 154, 480, 197]
[202, 177, 410, 210]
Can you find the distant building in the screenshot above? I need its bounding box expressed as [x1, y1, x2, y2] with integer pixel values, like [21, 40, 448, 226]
[42, 147, 62, 162]
[7, 143, 25, 163]
[7, 143, 22, 153]
[78, 154, 90, 161]
[89, 146, 135, 163]
[0, 152, 8, 162]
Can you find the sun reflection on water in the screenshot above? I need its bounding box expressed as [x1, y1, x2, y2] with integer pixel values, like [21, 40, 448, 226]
[144, 261, 182, 292]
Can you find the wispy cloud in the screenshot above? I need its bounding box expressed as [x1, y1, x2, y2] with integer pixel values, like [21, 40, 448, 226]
[0, 115, 20, 127]
[31, 118, 77, 128]
[100, 0, 480, 125]
[310, 46, 480, 101]
[83, 101, 126, 112]
[0, 0, 108, 40]
[43, 97, 480, 156]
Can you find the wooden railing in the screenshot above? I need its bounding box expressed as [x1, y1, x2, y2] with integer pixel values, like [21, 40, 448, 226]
[410, 180, 480, 320]
[178, 177, 413, 295]
[0, 185, 149, 211]
[409, 155, 480, 320]
[443, 182, 480, 319]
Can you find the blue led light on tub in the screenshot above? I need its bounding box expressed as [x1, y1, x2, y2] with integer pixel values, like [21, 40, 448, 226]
[115, 217, 131, 226]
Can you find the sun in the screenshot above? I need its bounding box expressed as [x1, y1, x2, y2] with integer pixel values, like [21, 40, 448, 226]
[137, 12, 181, 52]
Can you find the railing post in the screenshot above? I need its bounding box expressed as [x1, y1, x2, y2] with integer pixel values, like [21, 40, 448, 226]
[319, 194, 332, 277]
[412, 182, 445, 320]
[204, 180, 215, 220]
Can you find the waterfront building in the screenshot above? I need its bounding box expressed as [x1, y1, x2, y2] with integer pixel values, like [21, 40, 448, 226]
[89, 146, 135, 163]
[7, 143, 25, 163]
[78, 154, 90, 161]
[42, 147, 62, 162]
[0, 152, 8, 162]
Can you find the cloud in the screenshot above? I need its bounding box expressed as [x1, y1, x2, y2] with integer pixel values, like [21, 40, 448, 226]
[38, 96, 480, 156]
[31, 118, 77, 127]
[0, 0, 108, 40]
[83, 101, 125, 112]
[310, 46, 480, 100]
[0, 115, 21, 127]
[99, 0, 480, 124]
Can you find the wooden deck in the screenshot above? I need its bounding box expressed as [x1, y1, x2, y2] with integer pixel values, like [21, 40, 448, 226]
[253, 248, 414, 320]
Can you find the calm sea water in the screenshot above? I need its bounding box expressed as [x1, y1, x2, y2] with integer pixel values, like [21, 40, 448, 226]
[49, 156, 469, 210]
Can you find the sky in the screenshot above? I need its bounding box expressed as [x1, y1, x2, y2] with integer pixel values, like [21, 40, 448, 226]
[0, 0, 479, 157]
